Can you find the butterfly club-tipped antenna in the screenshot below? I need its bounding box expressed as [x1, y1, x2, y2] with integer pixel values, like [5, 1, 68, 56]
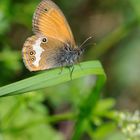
[79, 36, 94, 50]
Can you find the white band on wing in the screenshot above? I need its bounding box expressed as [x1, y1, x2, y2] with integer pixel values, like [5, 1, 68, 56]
[32, 38, 45, 67]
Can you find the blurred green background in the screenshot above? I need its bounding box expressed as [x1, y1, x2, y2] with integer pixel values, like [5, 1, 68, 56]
[0, 0, 140, 140]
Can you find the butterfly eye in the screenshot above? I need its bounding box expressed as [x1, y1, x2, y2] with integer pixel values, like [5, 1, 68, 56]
[78, 51, 81, 55]
[64, 45, 71, 51]
[42, 38, 48, 43]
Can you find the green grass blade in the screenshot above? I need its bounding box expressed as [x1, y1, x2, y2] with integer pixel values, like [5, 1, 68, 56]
[0, 61, 106, 97]
[71, 62, 106, 140]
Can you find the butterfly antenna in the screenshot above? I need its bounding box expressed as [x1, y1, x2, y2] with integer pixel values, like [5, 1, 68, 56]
[79, 36, 93, 48]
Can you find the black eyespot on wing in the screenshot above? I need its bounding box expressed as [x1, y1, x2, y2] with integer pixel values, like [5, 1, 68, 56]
[31, 58, 34, 61]
[44, 8, 48, 12]
[30, 50, 36, 55]
[42, 38, 48, 43]
[30, 51, 34, 55]
[31, 57, 36, 61]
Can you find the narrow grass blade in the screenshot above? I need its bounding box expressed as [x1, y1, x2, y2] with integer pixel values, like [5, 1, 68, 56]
[0, 61, 106, 97]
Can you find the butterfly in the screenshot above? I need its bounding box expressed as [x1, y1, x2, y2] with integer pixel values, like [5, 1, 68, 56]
[22, 0, 91, 71]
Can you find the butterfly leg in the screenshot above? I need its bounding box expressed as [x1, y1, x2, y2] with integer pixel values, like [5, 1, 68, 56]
[68, 65, 74, 80]
[77, 59, 83, 70]
[59, 65, 64, 74]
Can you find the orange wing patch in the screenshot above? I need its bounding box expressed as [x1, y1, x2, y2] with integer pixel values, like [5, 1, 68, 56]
[32, 0, 76, 47]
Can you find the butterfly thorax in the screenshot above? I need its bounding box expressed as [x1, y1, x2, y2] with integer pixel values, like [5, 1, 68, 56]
[57, 44, 83, 66]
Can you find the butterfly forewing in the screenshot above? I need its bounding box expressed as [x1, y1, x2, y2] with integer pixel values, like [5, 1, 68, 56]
[33, 0, 76, 47]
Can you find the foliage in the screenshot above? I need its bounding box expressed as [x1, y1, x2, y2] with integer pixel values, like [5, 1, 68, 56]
[0, 0, 140, 140]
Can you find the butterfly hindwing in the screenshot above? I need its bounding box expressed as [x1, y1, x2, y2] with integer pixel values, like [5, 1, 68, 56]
[22, 35, 67, 71]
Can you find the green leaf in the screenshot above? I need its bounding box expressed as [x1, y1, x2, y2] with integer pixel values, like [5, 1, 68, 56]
[0, 61, 106, 97]
[92, 122, 116, 139]
[94, 98, 116, 115]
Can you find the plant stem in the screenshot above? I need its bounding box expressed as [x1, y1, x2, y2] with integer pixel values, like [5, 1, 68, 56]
[72, 75, 106, 140]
